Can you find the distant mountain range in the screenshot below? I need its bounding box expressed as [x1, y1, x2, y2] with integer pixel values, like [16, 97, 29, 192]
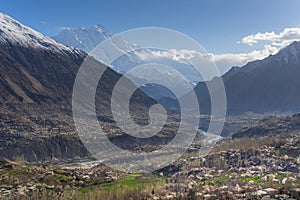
[52, 25, 205, 86]
[52, 25, 300, 116]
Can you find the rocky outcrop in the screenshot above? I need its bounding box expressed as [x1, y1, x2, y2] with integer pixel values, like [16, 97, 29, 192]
[232, 113, 300, 138]
[0, 134, 89, 162]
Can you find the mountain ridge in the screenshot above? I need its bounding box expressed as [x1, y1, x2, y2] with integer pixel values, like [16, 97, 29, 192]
[191, 40, 300, 115]
[0, 13, 77, 54]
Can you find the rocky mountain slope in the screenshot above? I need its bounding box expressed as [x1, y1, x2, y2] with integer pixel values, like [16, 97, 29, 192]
[0, 13, 157, 162]
[0, 13, 154, 109]
[191, 41, 300, 115]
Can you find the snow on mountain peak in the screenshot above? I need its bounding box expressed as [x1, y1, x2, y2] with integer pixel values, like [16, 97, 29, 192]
[52, 24, 112, 53]
[0, 13, 75, 53]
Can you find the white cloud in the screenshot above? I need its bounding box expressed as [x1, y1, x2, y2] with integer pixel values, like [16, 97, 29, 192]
[140, 49, 200, 63]
[241, 27, 300, 47]
[242, 32, 277, 45]
[136, 45, 280, 75]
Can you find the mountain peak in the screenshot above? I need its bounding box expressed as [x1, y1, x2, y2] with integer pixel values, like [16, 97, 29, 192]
[94, 24, 107, 31]
[282, 40, 300, 54]
[52, 24, 112, 53]
[273, 40, 300, 64]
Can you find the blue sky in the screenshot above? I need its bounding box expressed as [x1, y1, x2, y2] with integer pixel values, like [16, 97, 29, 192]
[1, 0, 300, 72]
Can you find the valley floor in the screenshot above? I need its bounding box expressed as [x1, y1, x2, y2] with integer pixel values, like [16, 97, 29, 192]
[0, 133, 299, 200]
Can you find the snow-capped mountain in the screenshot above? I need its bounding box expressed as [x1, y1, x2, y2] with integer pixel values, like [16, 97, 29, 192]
[52, 25, 206, 86]
[0, 13, 79, 55]
[52, 25, 112, 53]
[52, 25, 212, 104]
